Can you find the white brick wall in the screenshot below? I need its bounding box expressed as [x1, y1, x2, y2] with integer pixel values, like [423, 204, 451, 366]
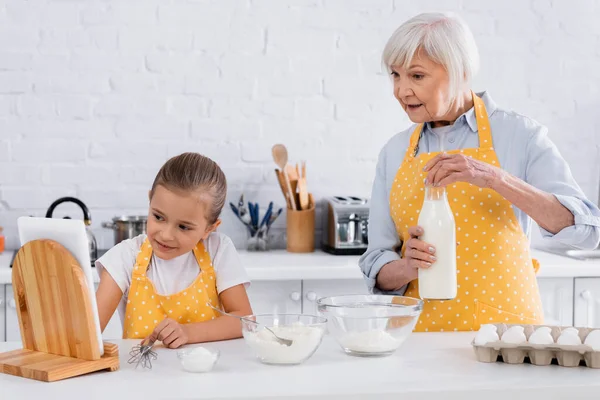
[1, 0, 599, 251]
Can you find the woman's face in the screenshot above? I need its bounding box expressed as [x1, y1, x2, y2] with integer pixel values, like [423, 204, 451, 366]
[391, 50, 452, 123]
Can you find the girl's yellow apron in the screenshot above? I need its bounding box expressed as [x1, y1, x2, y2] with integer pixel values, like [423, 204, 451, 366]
[122, 239, 220, 339]
[390, 92, 544, 332]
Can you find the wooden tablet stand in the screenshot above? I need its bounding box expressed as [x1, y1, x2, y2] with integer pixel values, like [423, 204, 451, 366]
[0, 239, 119, 382]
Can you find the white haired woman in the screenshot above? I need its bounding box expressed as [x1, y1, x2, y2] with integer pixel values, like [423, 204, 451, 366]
[359, 12, 600, 332]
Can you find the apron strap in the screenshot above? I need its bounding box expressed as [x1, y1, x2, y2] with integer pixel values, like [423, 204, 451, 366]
[471, 91, 494, 151]
[406, 124, 424, 160]
[132, 239, 153, 278]
[191, 240, 213, 273]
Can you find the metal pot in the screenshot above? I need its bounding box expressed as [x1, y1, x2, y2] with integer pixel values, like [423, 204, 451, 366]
[102, 216, 148, 245]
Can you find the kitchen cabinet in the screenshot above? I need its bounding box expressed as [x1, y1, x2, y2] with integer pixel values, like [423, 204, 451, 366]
[246, 280, 302, 315]
[537, 278, 574, 326]
[575, 278, 600, 328]
[302, 279, 368, 315]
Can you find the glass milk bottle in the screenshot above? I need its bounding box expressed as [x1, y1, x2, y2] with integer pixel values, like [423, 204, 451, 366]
[417, 185, 457, 300]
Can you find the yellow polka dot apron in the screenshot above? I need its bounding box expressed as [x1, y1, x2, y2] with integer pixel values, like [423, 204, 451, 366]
[390, 92, 544, 332]
[122, 239, 220, 339]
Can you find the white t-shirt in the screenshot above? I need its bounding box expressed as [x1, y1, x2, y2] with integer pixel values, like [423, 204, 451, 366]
[96, 232, 250, 326]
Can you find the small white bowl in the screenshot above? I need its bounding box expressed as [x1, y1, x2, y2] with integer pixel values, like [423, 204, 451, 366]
[177, 346, 220, 373]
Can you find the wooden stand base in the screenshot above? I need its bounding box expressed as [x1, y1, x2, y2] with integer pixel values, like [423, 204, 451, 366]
[0, 342, 119, 382]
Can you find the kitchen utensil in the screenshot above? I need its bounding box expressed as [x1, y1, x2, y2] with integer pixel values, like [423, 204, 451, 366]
[298, 178, 309, 210]
[102, 216, 147, 245]
[322, 196, 370, 255]
[275, 169, 292, 209]
[248, 202, 259, 231]
[286, 164, 298, 181]
[272, 144, 298, 210]
[206, 302, 293, 346]
[237, 194, 251, 225]
[241, 314, 327, 365]
[289, 179, 300, 209]
[17, 216, 104, 356]
[268, 208, 283, 228]
[128, 339, 157, 370]
[259, 202, 274, 228]
[230, 202, 253, 235]
[0, 235, 119, 382]
[301, 160, 306, 179]
[317, 295, 423, 357]
[45, 197, 98, 263]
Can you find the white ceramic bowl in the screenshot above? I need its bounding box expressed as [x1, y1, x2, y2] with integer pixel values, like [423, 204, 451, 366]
[177, 346, 220, 373]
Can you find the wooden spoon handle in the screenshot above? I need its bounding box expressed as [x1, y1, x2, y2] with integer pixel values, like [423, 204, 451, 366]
[282, 170, 298, 210]
[275, 169, 292, 209]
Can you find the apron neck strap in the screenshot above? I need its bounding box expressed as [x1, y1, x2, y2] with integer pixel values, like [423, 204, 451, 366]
[132, 239, 211, 277]
[471, 91, 493, 150]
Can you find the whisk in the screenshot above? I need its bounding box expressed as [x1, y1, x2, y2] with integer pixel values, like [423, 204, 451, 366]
[128, 339, 157, 370]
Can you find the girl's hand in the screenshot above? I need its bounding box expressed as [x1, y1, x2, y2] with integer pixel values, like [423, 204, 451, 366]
[424, 153, 504, 188]
[148, 318, 189, 349]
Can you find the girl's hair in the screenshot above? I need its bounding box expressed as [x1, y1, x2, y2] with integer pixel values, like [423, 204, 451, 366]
[382, 12, 479, 105]
[150, 152, 227, 225]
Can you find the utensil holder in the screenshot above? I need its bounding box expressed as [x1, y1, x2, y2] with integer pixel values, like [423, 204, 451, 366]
[286, 203, 315, 253]
[247, 229, 270, 252]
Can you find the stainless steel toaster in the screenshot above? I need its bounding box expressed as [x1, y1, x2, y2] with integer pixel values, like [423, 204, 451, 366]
[322, 196, 369, 255]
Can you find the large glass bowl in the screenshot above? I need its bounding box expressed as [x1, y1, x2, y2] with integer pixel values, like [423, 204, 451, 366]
[317, 295, 423, 357]
[241, 314, 327, 365]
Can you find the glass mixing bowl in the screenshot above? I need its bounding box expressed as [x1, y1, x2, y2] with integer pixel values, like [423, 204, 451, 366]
[317, 295, 423, 357]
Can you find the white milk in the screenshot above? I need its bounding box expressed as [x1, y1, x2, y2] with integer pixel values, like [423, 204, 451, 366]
[417, 186, 457, 300]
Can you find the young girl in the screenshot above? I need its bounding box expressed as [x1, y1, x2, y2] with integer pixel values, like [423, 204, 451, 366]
[95, 152, 252, 348]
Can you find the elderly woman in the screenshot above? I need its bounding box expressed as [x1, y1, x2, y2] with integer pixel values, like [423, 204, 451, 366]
[359, 12, 600, 332]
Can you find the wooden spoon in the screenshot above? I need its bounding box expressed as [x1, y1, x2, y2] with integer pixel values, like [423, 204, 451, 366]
[274, 169, 292, 209]
[298, 177, 309, 210]
[272, 144, 297, 210]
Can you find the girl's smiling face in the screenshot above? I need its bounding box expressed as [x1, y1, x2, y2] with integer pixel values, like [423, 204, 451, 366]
[146, 185, 219, 260]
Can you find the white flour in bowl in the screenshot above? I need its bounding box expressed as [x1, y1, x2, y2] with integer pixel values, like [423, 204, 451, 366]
[339, 330, 401, 353]
[243, 323, 324, 364]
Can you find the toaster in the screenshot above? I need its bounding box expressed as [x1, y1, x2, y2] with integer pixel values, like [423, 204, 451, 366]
[322, 196, 369, 255]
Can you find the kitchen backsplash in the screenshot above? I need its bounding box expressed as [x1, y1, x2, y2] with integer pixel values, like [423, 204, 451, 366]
[0, 0, 599, 251]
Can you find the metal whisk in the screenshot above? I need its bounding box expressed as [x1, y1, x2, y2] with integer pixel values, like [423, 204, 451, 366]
[127, 339, 157, 370]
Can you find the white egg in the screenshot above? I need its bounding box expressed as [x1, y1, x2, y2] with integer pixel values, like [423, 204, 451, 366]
[474, 324, 499, 345]
[561, 327, 579, 336]
[584, 330, 600, 351]
[501, 326, 527, 344]
[529, 327, 554, 345]
[557, 329, 582, 346]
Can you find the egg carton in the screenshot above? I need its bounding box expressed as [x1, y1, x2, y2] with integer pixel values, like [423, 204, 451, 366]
[472, 323, 600, 368]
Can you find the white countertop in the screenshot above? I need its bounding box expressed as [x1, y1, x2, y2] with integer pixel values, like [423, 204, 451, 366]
[1, 334, 599, 399]
[1, 248, 600, 285]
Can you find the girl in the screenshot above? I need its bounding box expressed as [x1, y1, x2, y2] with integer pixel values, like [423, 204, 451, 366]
[96, 152, 252, 348]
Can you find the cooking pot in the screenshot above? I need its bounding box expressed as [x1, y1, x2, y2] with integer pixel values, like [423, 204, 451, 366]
[102, 216, 147, 245]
